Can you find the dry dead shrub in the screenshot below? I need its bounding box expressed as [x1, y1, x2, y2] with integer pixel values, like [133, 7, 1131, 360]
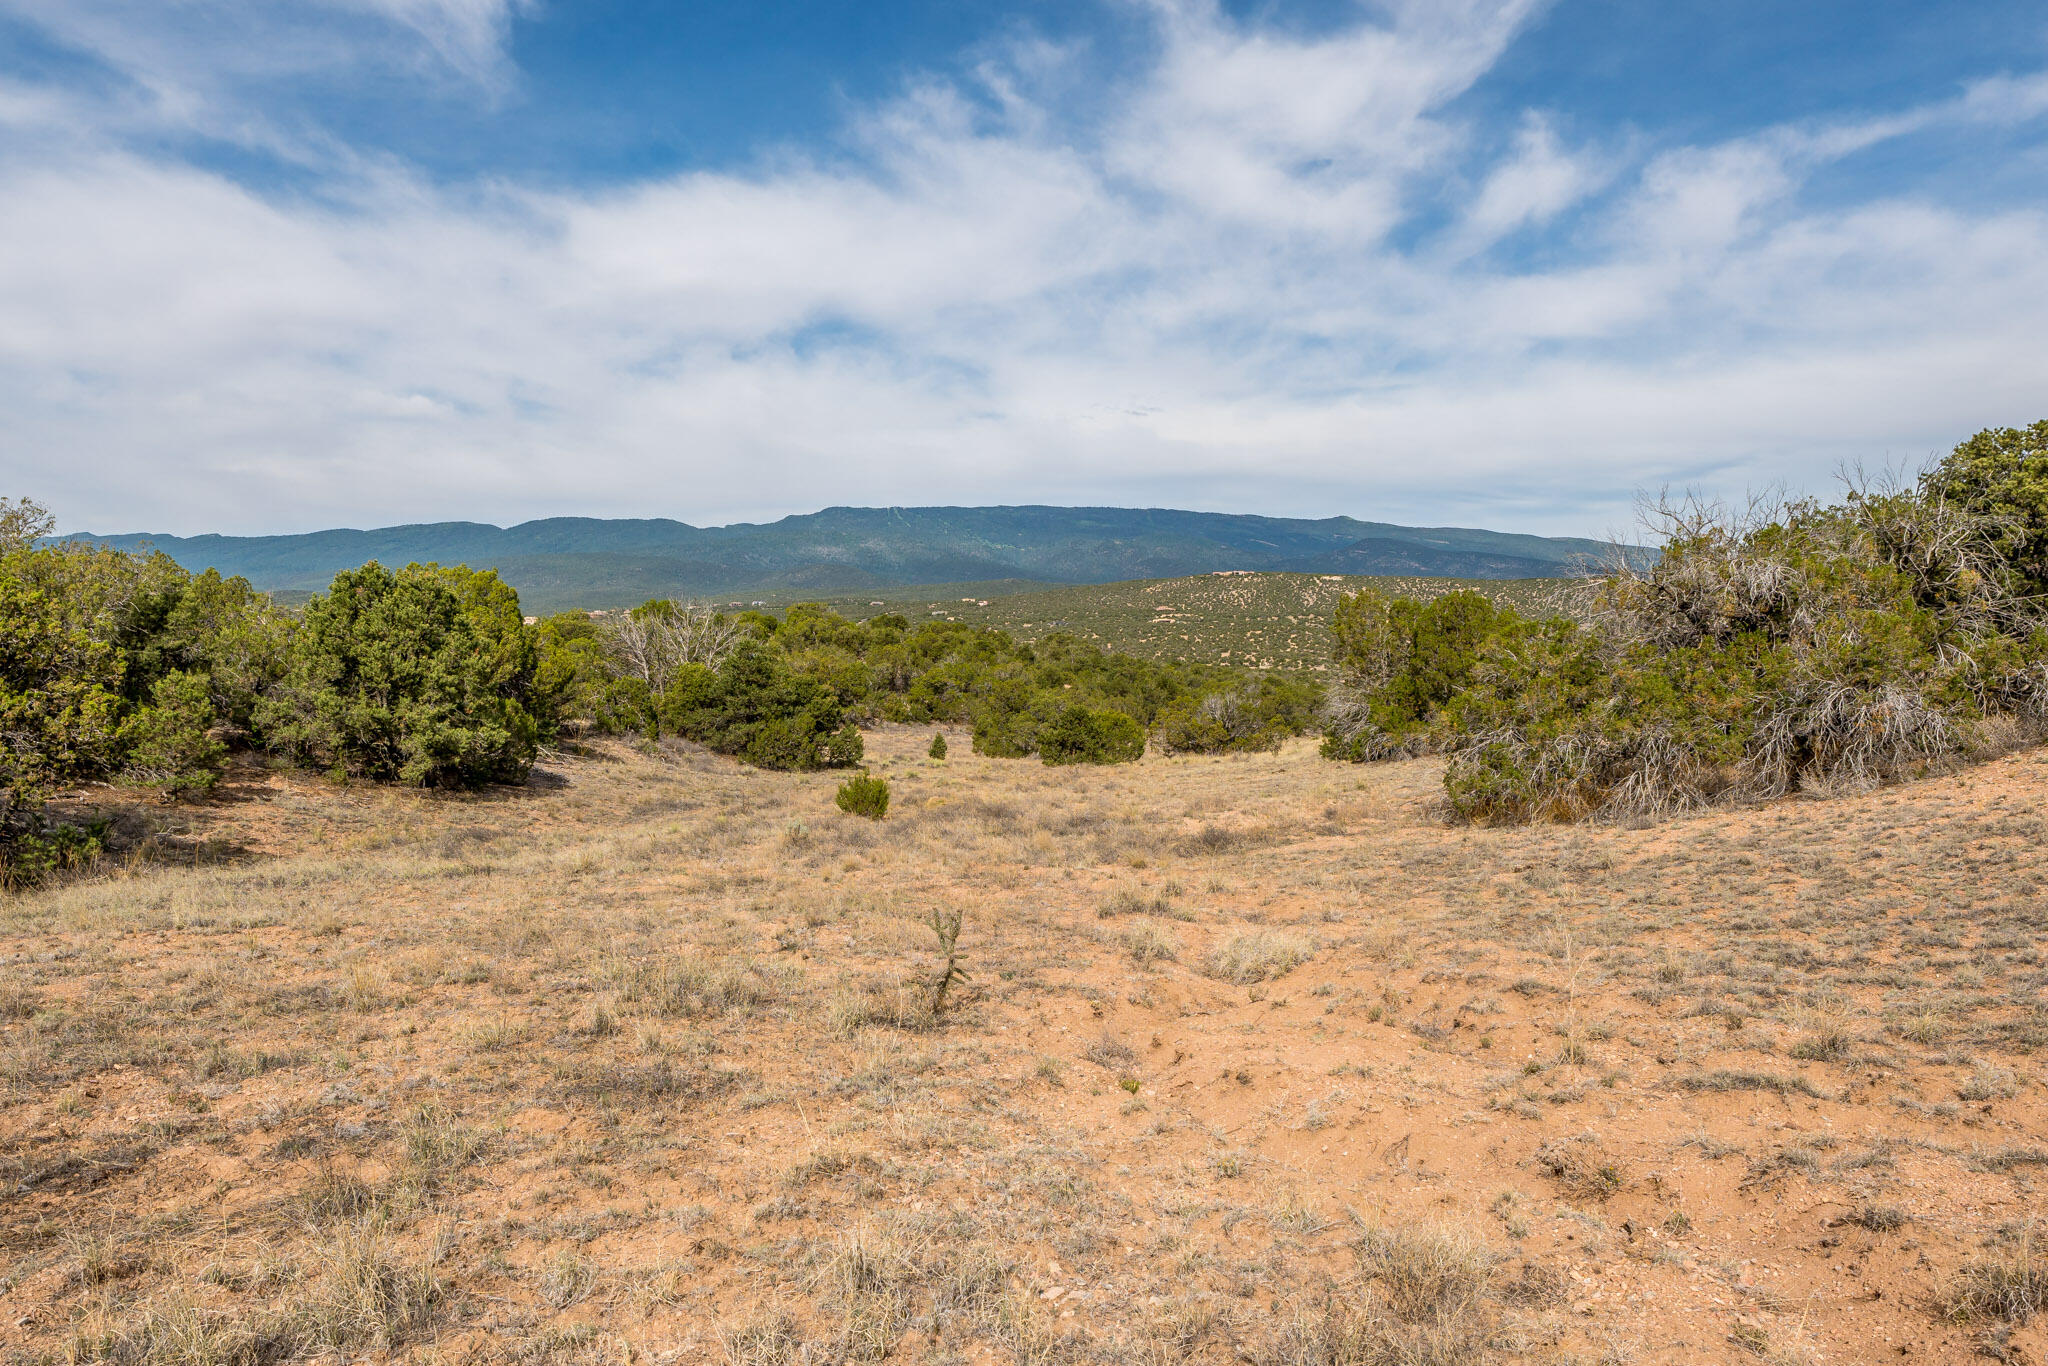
[930, 1244, 1010, 1331]
[67, 1298, 288, 1366]
[0, 977, 38, 1020]
[1266, 1295, 1476, 1366]
[1098, 886, 1170, 917]
[1742, 676, 1960, 800]
[1178, 823, 1242, 856]
[301, 1162, 381, 1220]
[631, 955, 782, 1018]
[1534, 1135, 1630, 1202]
[1447, 481, 2048, 826]
[1849, 1205, 1908, 1233]
[1788, 1023, 1857, 1062]
[549, 1055, 740, 1106]
[400, 1104, 490, 1184]
[1083, 1030, 1139, 1070]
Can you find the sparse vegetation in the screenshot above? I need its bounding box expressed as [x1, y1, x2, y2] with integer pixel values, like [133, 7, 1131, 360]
[9, 423, 2048, 1362]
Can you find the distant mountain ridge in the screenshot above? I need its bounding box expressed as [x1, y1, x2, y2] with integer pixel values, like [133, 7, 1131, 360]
[75, 505, 1625, 615]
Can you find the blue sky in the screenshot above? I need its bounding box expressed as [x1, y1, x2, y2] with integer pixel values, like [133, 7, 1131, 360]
[2, 0, 2045, 537]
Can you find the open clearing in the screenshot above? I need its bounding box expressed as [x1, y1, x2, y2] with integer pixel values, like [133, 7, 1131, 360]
[4, 732, 2046, 1365]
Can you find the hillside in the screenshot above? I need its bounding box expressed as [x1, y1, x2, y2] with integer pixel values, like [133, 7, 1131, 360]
[73, 505, 1627, 613]
[771, 571, 1589, 669]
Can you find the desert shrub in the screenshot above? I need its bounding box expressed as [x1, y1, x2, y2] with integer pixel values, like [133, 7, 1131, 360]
[659, 642, 862, 770]
[835, 773, 890, 820]
[0, 818, 109, 890]
[967, 675, 1053, 758]
[1924, 419, 2048, 598]
[255, 562, 544, 787]
[1327, 430, 2048, 825]
[117, 670, 227, 797]
[826, 724, 865, 767]
[0, 501, 310, 869]
[1, 549, 122, 828]
[129, 567, 292, 731]
[1037, 705, 1145, 765]
[1323, 589, 1516, 761]
[1153, 687, 1283, 755]
[531, 612, 617, 733]
[1, 512, 126, 872]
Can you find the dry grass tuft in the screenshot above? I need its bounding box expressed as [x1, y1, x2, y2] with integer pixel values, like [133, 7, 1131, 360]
[721, 1312, 804, 1366]
[1942, 1232, 2046, 1325]
[1204, 929, 1314, 984]
[1352, 1221, 1497, 1323]
[300, 1220, 439, 1351]
[828, 984, 937, 1036]
[1122, 921, 1179, 965]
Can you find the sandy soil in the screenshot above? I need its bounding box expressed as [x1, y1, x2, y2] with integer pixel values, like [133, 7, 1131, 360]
[3, 730, 2045, 1365]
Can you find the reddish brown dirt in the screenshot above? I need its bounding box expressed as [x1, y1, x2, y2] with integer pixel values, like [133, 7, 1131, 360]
[3, 732, 2045, 1364]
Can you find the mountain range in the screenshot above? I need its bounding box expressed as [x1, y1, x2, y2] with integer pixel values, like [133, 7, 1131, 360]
[77, 506, 1625, 615]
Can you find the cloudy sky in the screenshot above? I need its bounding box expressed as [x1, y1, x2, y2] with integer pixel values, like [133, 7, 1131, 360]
[2, 0, 2045, 538]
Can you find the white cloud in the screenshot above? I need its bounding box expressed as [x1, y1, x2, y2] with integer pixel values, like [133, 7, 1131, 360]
[0, 0, 523, 151]
[0, 1, 2045, 538]
[1454, 113, 1607, 252]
